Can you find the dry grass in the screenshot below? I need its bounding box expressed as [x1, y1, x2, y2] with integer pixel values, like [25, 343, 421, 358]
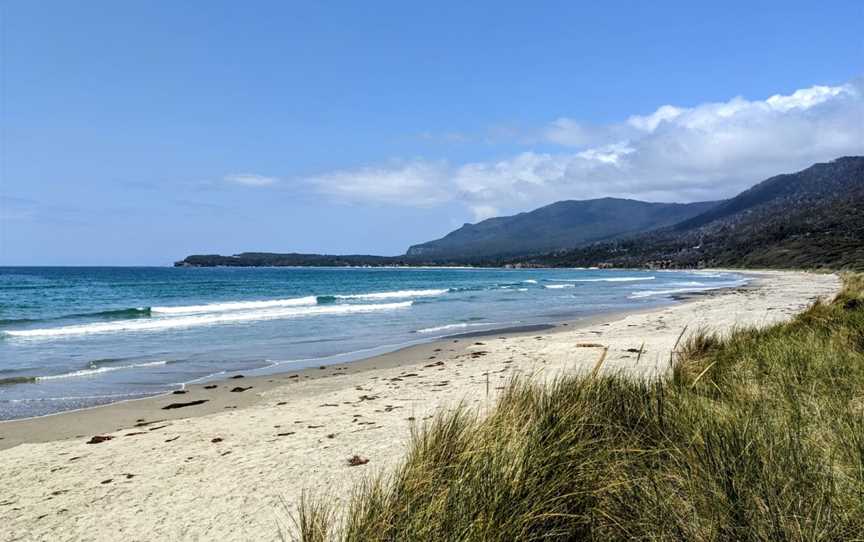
[292, 273, 864, 541]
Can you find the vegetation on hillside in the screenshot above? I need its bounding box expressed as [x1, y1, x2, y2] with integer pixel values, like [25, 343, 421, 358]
[518, 157, 864, 270]
[405, 199, 717, 260]
[174, 252, 396, 267]
[293, 274, 864, 541]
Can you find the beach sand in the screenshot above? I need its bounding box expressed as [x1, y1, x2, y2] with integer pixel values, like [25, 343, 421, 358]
[0, 270, 840, 541]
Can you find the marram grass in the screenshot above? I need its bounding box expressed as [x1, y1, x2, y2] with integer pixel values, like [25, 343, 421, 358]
[292, 274, 864, 541]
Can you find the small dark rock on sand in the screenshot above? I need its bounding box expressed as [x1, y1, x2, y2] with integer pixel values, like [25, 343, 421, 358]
[162, 399, 209, 410]
[347, 455, 369, 466]
[172, 390, 188, 395]
[86, 435, 113, 444]
[230, 386, 252, 393]
[204, 385, 218, 389]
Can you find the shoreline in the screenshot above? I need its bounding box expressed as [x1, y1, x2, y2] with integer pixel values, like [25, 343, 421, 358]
[0, 270, 840, 541]
[0, 267, 739, 418]
[0, 310, 642, 451]
[0, 274, 756, 450]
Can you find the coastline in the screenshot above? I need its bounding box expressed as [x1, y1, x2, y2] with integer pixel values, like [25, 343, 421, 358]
[0, 316, 626, 451]
[0, 270, 840, 541]
[0, 276, 702, 435]
[0, 266, 726, 421]
[0, 274, 738, 448]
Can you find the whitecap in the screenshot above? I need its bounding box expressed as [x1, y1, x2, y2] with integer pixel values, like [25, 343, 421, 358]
[5, 301, 414, 339]
[151, 296, 317, 314]
[335, 289, 448, 300]
[36, 360, 169, 381]
[548, 276, 655, 283]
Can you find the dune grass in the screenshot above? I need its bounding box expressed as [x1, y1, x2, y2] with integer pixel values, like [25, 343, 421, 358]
[294, 274, 864, 541]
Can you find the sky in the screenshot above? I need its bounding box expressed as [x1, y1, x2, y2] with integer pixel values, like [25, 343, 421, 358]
[1, 1, 862, 265]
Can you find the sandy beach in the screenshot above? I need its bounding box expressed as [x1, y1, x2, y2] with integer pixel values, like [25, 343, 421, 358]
[0, 270, 840, 541]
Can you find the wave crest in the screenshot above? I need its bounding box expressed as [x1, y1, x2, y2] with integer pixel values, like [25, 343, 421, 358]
[4, 301, 414, 339]
[36, 360, 169, 381]
[334, 289, 447, 300]
[151, 297, 317, 315]
[548, 276, 655, 283]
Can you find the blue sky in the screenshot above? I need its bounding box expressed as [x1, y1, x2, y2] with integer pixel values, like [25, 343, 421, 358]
[2, 1, 862, 265]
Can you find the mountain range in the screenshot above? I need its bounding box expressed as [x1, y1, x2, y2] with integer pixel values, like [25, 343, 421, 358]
[517, 156, 864, 270]
[405, 199, 717, 260]
[175, 156, 864, 270]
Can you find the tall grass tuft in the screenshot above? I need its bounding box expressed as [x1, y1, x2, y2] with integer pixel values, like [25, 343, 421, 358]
[293, 274, 864, 541]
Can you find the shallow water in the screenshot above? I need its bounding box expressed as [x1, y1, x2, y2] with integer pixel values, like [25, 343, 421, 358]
[0, 266, 745, 419]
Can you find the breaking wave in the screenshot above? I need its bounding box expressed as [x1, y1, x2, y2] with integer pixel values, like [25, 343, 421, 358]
[0, 307, 152, 326]
[332, 289, 448, 301]
[36, 360, 169, 380]
[0, 360, 169, 385]
[548, 276, 655, 283]
[151, 297, 317, 314]
[3, 301, 414, 339]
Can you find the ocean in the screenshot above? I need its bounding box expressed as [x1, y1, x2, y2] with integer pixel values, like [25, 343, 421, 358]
[0, 266, 746, 419]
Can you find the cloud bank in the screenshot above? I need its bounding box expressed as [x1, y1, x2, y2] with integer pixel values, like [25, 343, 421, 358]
[308, 81, 864, 221]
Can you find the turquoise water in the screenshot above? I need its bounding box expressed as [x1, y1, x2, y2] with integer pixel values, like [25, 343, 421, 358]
[0, 267, 745, 419]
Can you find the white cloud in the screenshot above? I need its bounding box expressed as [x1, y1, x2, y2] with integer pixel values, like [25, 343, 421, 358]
[225, 173, 279, 187]
[307, 160, 451, 206]
[307, 80, 864, 220]
[627, 105, 686, 132]
[764, 84, 848, 112]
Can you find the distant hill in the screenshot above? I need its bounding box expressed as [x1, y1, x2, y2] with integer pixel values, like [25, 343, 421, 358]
[515, 157, 864, 270]
[405, 198, 718, 261]
[175, 252, 395, 267]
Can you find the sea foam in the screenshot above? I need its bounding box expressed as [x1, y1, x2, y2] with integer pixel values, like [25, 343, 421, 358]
[416, 322, 502, 334]
[151, 296, 317, 314]
[5, 301, 414, 339]
[334, 289, 448, 300]
[548, 276, 655, 283]
[629, 280, 747, 299]
[36, 360, 169, 381]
